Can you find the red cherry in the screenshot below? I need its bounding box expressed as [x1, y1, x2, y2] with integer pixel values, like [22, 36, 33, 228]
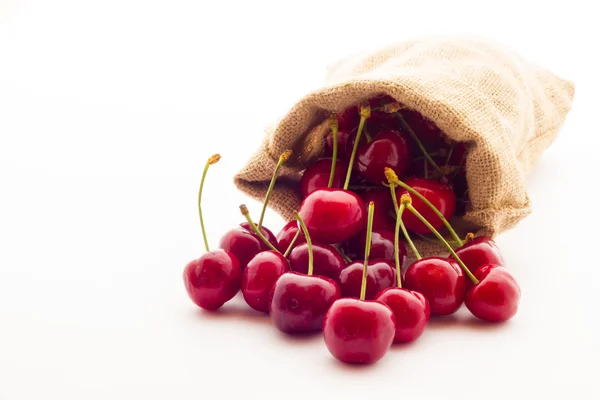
[275, 221, 306, 254]
[404, 257, 466, 315]
[337, 106, 359, 131]
[339, 260, 396, 300]
[400, 109, 445, 150]
[323, 298, 396, 364]
[345, 228, 406, 264]
[300, 158, 348, 198]
[324, 129, 352, 160]
[359, 189, 395, 230]
[241, 251, 289, 313]
[396, 177, 456, 234]
[270, 272, 341, 334]
[465, 265, 521, 322]
[183, 250, 242, 311]
[356, 129, 411, 185]
[219, 227, 275, 269]
[453, 236, 504, 275]
[288, 242, 346, 283]
[375, 288, 430, 343]
[298, 189, 365, 244]
[368, 95, 399, 126]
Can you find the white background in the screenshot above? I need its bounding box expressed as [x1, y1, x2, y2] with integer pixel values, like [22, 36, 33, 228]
[1, 1, 598, 399]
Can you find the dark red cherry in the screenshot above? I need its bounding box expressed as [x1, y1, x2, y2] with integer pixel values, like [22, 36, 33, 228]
[375, 288, 430, 343]
[359, 189, 395, 230]
[339, 260, 396, 300]
[356, 129, 411, 185]
[406, 156, 448, 181]
[324, 129, 353, 160]
[300, 158, 348, 198]
[288, 243, 345, 283]
[404, 257, 465, 315]
[275, 221, 306, 254]
[323, 298, 396, 364]
[400, 109, 445, 151]
[270, 272, 341, 334]
[241, 251, 289, 313]
[465, 265, 521, 322]
[183, 250, 242, 311]
[239, 222, 278, 249]
[396, 177, 456, 235]
[219, 227, 275, 270]
[298, 189, 365, 244]
[337, 106, 359, 131]
[345, 228, 406, 264]
[368, 95, 398, 126]
[452, 236, 504, 276]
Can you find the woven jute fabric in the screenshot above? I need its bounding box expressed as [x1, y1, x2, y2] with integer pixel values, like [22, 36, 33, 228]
[234, 36, 574, 256]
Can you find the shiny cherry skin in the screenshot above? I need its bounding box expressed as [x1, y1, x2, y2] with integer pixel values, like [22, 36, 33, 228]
[375, 288, 430, 343]
[356, 129, 411, 185]
[183, 250, 242, 311]
[466, 265, 521, 322]
[239, 222, 278, 248]
[345, 228, 406, 264]
[220, 227, 275, 270]
[359, 189, 395, 230]
[298, 189, 365, 244]
[241, 251, 289, 313]
[270, 272, 341, 334]
[452, 236, 505, 275]
[323, 298, 396, 364]
[339, 260, 396, 300]
[337, 106, 359, 131]
[404, 257, 466, 315]
[396, 177, 456, 235]
[275, 220, 306, 254]
[288, 243, 346, 283]
[300, 158, 348, 198]
[324, 129, 353, 160]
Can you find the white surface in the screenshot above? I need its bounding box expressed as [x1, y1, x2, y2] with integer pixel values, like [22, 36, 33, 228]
[0, 1, 598, 399]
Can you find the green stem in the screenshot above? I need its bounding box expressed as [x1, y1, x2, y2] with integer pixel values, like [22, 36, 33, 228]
[406, 203, 478, 285]
[198, 154, 221, 252]
[283, 229, 301, 258]
[396, 203, 421, 265]
[240, 205, 281, 254]
[360, 202, 375, 301]
[258, 150, 292, 229]
[389, 182, 399, 213]
[344, 105, 370, 190]
[328, 116, 338, 188]
[394, 112, 444, 178]
[415, 233, 460, 247]
[424, 156, 429, 179]
[294, 212, 313, 276]
[445, 143, 456, 165]
[335, 245, 352, 263]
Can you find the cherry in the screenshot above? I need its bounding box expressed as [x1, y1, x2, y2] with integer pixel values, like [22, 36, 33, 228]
[453, 234, 505, 275]
[345, 228, 406, 263]
[356, 129, 411, 185]
[465, 264, 521, 322]
[270, 212, 341, 334]
[183, 154, 242, 311]
[300, 158, 348, 198]
[241, 250, 289, 313]
[324, 129, 352, 160]
[288, 242, 345, 282]
[359, 189, 395, 230]
[219, 227, 272, 269]
[323, 202, 396, 364]
[368, 94, 399, 126]
[275, 220, 306, 254]
[337, 105, 359, 131]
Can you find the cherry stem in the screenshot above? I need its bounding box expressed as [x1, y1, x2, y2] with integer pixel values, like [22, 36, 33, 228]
[343, 103, 371, 190]
[258, 150, 292, 229]
[328, 115, 338, 188]
[198, 154, 221, 252]
[239, 204, 281, 254]
[405, 201, 478, 285]
[389, 181, 399, 213]
[384, 167, 464, 246]
[424, 157, 429, 179]
[283, 229, 301, 258]
[294, 211, 313, 276]
[337, 247, 353, 263]
[397, 201, 421, 263]
[360, 201, 375, 301]
[445, 143, 456, 165]
[393, 112, 444, 178]
[415, 233, 460, 246]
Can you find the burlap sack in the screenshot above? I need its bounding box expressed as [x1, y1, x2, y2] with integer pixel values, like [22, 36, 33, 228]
[234, 35, 574, 256]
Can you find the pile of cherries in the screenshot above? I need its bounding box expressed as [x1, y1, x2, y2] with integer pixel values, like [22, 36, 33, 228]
[183, 96, 521, 365]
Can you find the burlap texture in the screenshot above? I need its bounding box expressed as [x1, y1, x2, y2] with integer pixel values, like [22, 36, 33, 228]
[234, 36, 574, 256]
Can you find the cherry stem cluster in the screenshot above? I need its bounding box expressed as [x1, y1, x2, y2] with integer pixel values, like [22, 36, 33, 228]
[240, 204, 281, 254]
[198, 154, 221, 252]
[360, 201, 375, 301]
[294, 212, 313, 276]
[344, 103, 371, 190]
[258, 150, 292, 229]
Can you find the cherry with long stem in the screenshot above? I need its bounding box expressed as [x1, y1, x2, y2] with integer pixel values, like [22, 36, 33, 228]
[258, 150, 292, 229]
[344, 103, 370, 189]
[198, 154, 221, 251]
[328, 115, 338, 188]
[385, 167, 463, 246]
[240, 205, 281, 254]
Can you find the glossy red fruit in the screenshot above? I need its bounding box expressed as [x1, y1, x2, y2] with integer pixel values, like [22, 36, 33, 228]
[396, 177, 456, 235]
[400, 109, 445, 150]
[337, 106, 359, 131]
[404, 257, 465, 315]
[220, 227, 274, 269]
[270, 272, 341, 334]
[375, 288, 430, 343]
[300, 158, 348, 198]
[323, 298, 396, 364]
[288, 243, 346, 283]
[339, 260, 396, 300]
[241, 251, 289, 313]
[368, 94, 398, 126]
[239, 223, 278, 249]
[453, 236, 504, 275]
[359, 189, 395, 230]
[183, 250, 242, 311]
[465, 265, 520, 322]
[324, 129, 353, 160]
[298, 189, 365, 244]
[275, 221, 306, 254]
[345, 228, 406, 264]
[356, 129, 411, 185]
